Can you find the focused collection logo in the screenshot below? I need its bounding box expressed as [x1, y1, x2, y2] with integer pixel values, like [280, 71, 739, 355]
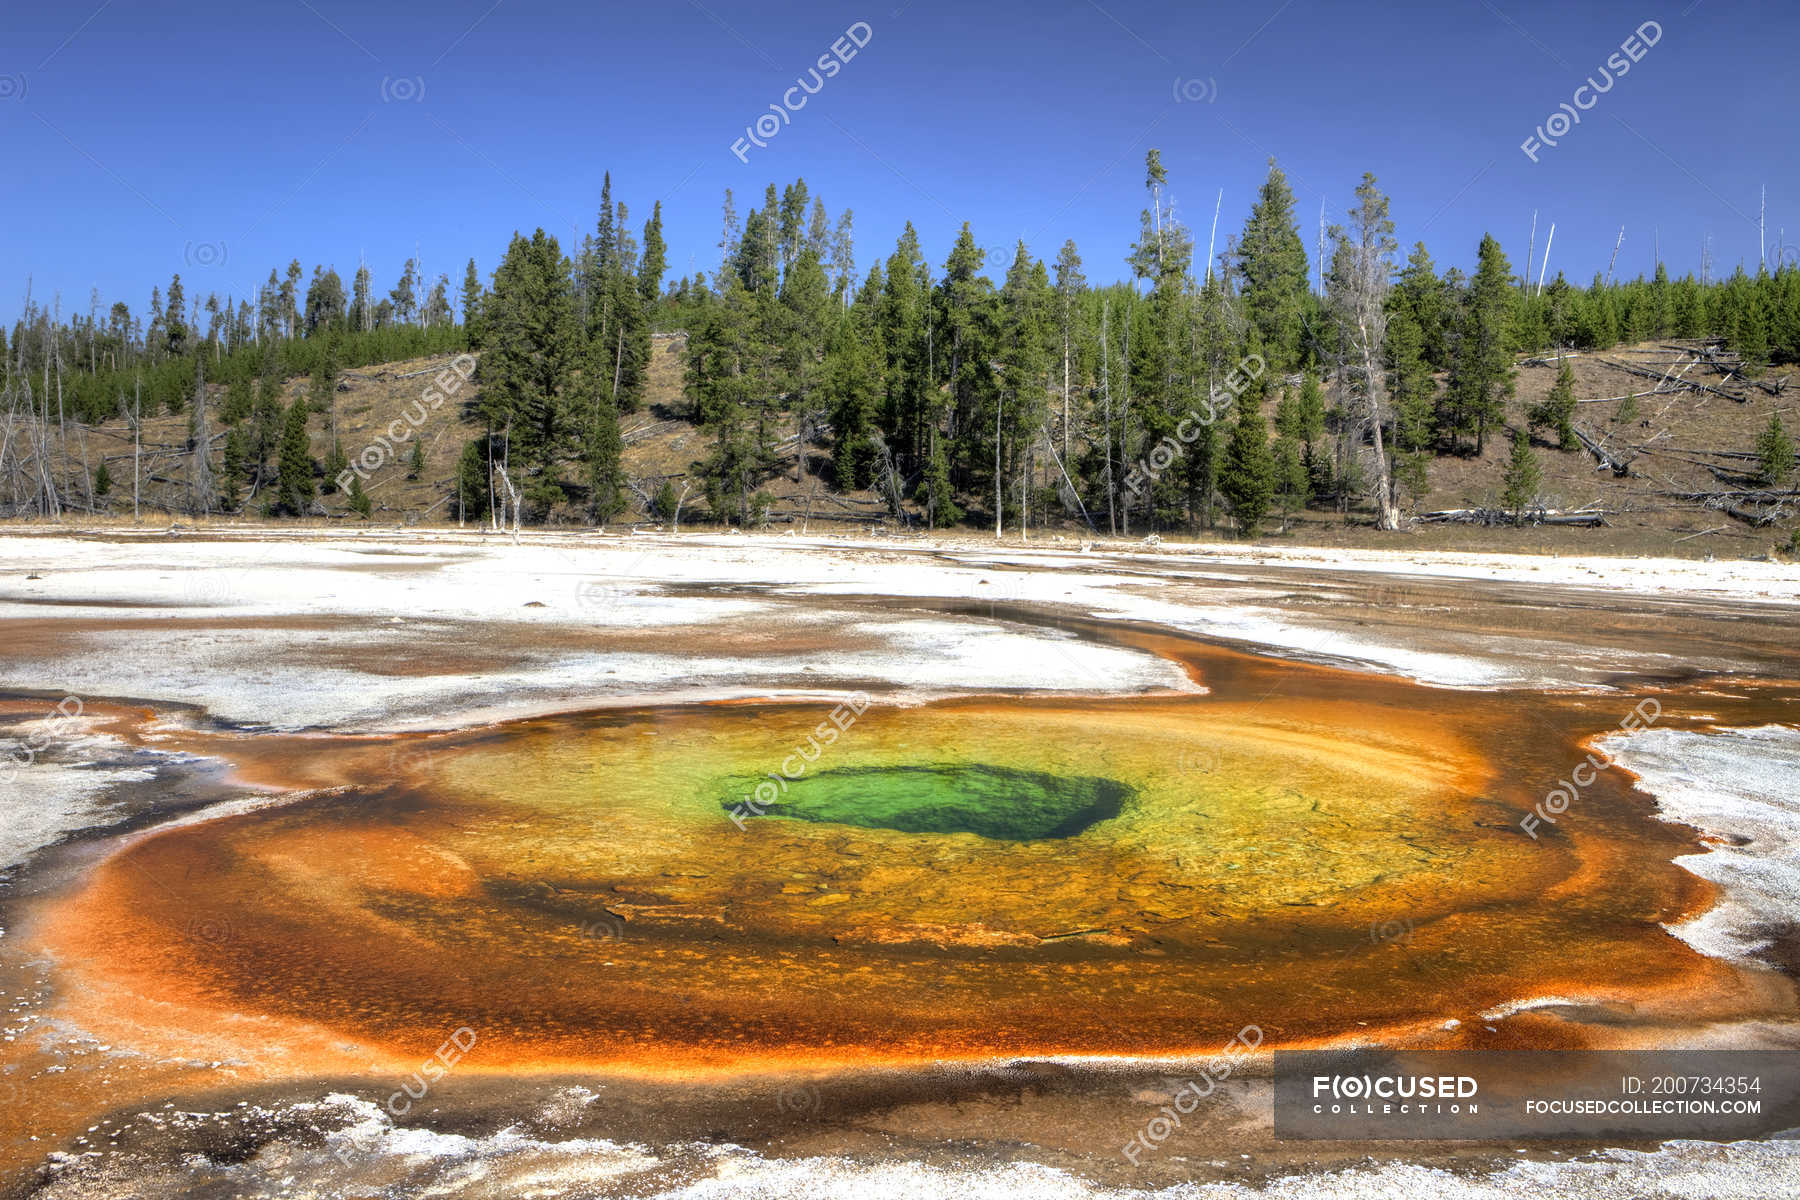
[1311, 1073, 1479, 1115]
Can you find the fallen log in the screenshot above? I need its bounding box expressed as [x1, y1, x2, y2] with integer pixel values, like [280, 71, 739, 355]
[1656, 487, 1798, 503]
[1416, 507, 1608, 527]
[1572, 423, 1633, 475]
[759, 509, 889, 525]
[391, 357, 467, 380]
[1724, 502, 1784, 527]
[1593, 356, 1744, 401]
[1577, 386, 1678, 404]
[1654, 446, 1771, 461]
[621, 419, 680, 443]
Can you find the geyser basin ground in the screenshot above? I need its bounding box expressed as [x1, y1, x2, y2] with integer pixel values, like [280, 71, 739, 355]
[3, 531, 1799, 1198]
[28, 631, 1793, 1080]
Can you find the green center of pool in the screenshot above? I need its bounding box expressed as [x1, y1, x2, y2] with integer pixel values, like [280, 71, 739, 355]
[719, 764, 1132, 840]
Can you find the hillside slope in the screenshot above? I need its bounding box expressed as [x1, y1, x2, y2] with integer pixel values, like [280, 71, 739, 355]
[71, 334, 1799, 558]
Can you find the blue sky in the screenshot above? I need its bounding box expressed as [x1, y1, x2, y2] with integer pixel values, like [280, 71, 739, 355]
[1, 0, 1792, 324]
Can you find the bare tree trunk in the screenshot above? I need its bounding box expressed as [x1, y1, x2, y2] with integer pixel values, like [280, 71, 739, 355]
[1061, 332, 1070, 463]
[993, 394, 1002, 539]
[1119, 304, 1131, 537]
[487, 426, 498, 531]
[1020, 442, 1030, 541]
[133, 375, 141, 523]
[495, 427, 522, 540]
[1101, 300, 1115, 536]
[1361, 334, 1400, 530]
[77, 424, 94, 511]
[189, 358, 213, 517]
[612, 326, 626, 405]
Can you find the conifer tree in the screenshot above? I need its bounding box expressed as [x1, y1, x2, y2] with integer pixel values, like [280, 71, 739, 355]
[389, 258, 420, 325]
[1501, 428, 1541, 521]
[829, 210, 857, 306]
[687, 270, 775, 525]
[221, 426, 247, 509]
[1180, 279, 1237, 528]
[639, 202, 668, 310]
[1272, 382, 1310, 513]
[352, 263, 373, 332]
[1285, 371, 1328, 450]
[935, 223, 997, 492]
[1124, 150, 1197, 530]
[653, 480, 679, 521]
[584, 378, 624, 523]
[1384, 308, 1435, 502]
[249, 361, 285, 491]
[826, 306, 881, 489]
[1393, 243, 1448, 370]
[778, 180, 810, 271]
[1446, 234, 1516, 454]
[996, 241, 1052, 535]
[778, 246, 833, 484]
[1272, 432, 1306, 527]
[1052, 240, 1086, 462]
[165, 274, 190, 358]
[282, 260, 303, 338]
[424, 274, 452, 327]
[1529, 358, 1578, 450]
[478, 229, 579, 512]
[456, 439, 491, 523]
[1735, 289, 1770, 376]
[460, 258, 485, 348]
[878, 223, 930, 466]
[347, 474, 373, 517]
[308, 339, 339, 415]
[323, 441, 348, 494]
[305, 267, 347, 334]
[915, 428, 962, 527]
[275, 398, 316, 516]
[1235, 160, 1310, 371]
[1757, 413, 1793, 486]
[1220, 381, 1276, 536]
[222, 371, 252, 424]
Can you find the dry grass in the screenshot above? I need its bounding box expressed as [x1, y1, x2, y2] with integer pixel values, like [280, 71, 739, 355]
[49, 336, 1800, 560]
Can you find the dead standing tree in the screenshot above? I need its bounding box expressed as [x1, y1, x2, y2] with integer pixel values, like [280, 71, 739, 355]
[188, 357, 213, 516]
[1325, 174, 1402, 530]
